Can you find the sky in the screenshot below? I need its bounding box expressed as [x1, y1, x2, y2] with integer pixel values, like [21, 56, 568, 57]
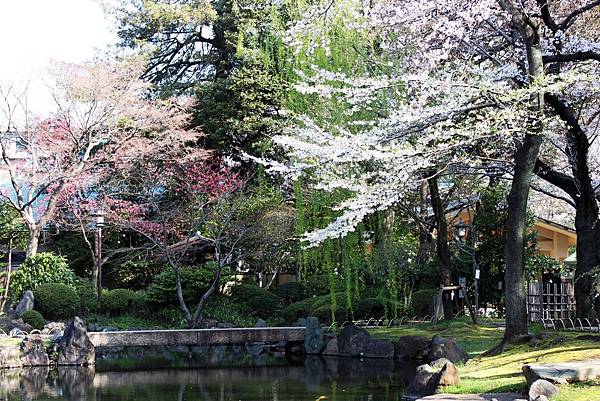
[0, 0, 117, 115]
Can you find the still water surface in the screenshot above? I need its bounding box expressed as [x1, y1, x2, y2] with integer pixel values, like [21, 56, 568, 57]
[1, 357, 416, 401]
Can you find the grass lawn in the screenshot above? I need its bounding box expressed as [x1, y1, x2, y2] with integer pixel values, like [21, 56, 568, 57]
[370, 319, 600, 401]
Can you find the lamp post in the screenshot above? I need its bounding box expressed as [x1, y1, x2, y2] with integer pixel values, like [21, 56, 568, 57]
[455, 220, 480, 314]
[94, 210, 105, 301]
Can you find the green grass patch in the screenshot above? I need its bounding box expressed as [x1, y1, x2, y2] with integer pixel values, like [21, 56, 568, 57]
[371, 319, 600, 398]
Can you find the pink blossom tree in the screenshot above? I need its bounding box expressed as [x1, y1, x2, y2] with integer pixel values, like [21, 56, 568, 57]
[0, 59, 201, 256]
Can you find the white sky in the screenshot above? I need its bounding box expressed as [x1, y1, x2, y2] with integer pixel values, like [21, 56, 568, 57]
[0, 0, 117, 115]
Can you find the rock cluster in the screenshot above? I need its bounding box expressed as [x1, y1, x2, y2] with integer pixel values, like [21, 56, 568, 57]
[300, 318, 469, 365]
[0, 317, 95, 369]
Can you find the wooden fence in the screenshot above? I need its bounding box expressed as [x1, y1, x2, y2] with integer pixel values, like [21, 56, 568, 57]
[527, 280, 576, 322]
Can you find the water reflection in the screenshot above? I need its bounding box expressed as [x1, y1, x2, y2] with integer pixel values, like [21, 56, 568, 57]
[0, 357, 415, 401]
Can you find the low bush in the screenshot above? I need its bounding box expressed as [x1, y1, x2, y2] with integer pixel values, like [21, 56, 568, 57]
[21, 310, 45, 330]
[274, 282, 307, 304]
[246, 293, 282, 319]
[146, 264, 223, 308]
[33, 283, 80, 320]
[354, 297, 391, 319]
[304, 275, 334, 296]
[310, 292, 349, 311]
[203, 296, 254, 327]
[411, 288, 438, 317]
[314, 303, 351, 325]
[282, 298, 314, 322]
[102, 288, 144, 315]
[75, 279, 99, 315]
[229, 284, 276, 302]
[11, 253, 76, 299]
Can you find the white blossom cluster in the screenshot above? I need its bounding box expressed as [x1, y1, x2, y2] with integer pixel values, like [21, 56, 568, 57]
[273, 0, 599, 244]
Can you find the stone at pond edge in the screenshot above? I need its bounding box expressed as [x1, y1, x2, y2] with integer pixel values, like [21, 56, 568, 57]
[14, 291, 34, 317]
[528, 379, 559, 401]
[304, 317, 324, 354]
[523, 361, 600, 384]
[322, 338, 339, 356]
[427, 335, 469, 364]
[405, 364, 440, 397]
[336, 325, 394, 359]
[393, 335, 430, 361]
[21, 335, 50, 366]
[0, 346, 23, 368]
[255, 319, 267, 327]
[437, 361, 460, 386]
[58, 317, 95, 366]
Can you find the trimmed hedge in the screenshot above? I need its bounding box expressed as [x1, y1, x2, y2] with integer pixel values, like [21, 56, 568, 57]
[75, 279, 99, 314]
[33, 283, 80, 320]
[274, 282, 306, 304]
[246, 293, 282, 319]
[230, 284, 276, 302]
[354, 297, 390, 319]
[102, 289, 144, 315]
[146, 265, 219, 308]
[21, 310, 45, 330]
[282, 298, 314, 322]
[411, 288, 438, 317]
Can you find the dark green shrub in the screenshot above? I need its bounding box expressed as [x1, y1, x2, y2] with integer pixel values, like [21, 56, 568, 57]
[310, 292, 348, 311]
[274, 282, 306, 304]
[11, 253, 76, 299]
[21, 310, 45, 330]
[282, 298, 314, 322]
[33, 283, 80, 320]
[229, 284, 276, 302]
[355, 298, 390, 319]
[304, 275, 333, 296]
[314, 303, 351, 325]
[146, 264, 222, 308]
[246, 293, 282, 319]
[204, 296, 254, 327]
[411, 288, 438, 317]
[102, 289, 143, 315]
[75, 279, 99, 315]
[112, 260, 166, 290]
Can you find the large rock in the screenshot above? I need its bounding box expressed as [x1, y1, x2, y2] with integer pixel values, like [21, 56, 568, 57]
[304, 317, 324, 354]
[14, 291, 34, 317]
[437, 361, 460, 386]
[523, 362, 600, 384]
[393, 335, 430, 361]
[20, 335, 49, 366]
[528, 379, 559, 401]
[337, 325, 394, 359]
[322, 338, 339, 356]
[58, 317, 95, 366]
[427, 335, 469, 363]
[405, 364, 440, 397]
[337, 325, 371, 356]
[0, 346, 22, 368]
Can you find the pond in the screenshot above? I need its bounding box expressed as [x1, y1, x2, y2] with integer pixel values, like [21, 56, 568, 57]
[0, 357, 416, 401]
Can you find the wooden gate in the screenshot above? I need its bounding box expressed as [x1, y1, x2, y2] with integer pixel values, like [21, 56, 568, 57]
[527, 280, 575, 322]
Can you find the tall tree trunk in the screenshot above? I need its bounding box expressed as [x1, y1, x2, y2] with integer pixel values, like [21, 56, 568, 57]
[25, 225, 41, 257]
[504, 134, 542, 340]
[540, 95, 600, 318]
[494, 0, 546, 347]
[416, 181, 432, 267]
[428, 173, 453, 320]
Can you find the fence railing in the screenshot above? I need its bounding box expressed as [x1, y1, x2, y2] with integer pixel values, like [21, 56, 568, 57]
[541, 317, 600, 333]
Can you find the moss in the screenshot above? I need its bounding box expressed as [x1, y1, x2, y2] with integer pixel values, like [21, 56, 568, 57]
[371, 319, 600, 397]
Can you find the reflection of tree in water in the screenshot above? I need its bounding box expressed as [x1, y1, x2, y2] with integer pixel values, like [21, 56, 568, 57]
[2, 358, 414, 401]
[0, 366, 94, 401]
